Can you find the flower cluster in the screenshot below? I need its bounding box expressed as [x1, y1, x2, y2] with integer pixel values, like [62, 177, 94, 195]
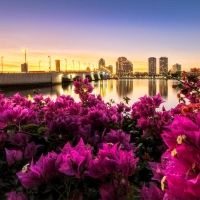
[72, 78, 93, 106]
[131, 94, 173, 139]
[170, 69, 200, 104]
[0, 81, 142, 199]
[2, 76, 200, 199]
[142, 107, 200, 199]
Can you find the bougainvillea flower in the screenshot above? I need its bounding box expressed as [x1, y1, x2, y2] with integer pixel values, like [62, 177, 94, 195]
[100, 184, 125, 200]
[164, 174, 200, 200]
[148, 162, 164, 182]
[5, 148, 23, 165]
[176, 143, 200, 171]
[119, 148, 139, 178]
[104, 129, 135, 151]
[171, 115, 198, 132]
[89, 143, 138, 179]
[186, 173, 200, 198]
[33, 94, 44, 103]
[0, 130, 8, 147]
[57, 138, 92, 178]
[162, 114, 199, 149]
[24, 141, 42, 160]
[17, 161, 42, 188]
[141, 183, 164, 200]
[0, 121, 6, 129]
[8, 132, 29, 148]
[153, 93, 165, 107]
[6, 191, 28, 200]
[17, 152, 58, 188]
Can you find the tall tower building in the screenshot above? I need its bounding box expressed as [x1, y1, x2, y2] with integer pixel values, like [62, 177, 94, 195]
[172, 63, 181, 73]
[99, 58, 105, 69]
[159, 57, 168, 74]
[116, 57, 133, 76]
[148, 57, 156, 75]
[55, 59, 60, 72]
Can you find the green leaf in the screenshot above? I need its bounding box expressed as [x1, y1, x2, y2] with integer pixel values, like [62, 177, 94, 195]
[37, 126, 47, 135]
[21, 124, 39, 131]
[123, 96, 130, 104]
[177, 83, 185, 89]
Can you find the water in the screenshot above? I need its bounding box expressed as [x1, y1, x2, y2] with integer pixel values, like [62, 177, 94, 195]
[0, 79, 180, 110]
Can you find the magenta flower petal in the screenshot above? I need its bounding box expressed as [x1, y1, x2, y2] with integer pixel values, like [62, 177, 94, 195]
[5, 148, 22, 165]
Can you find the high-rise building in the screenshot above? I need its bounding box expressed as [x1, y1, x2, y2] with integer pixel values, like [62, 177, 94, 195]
[172, 63, 181, 73]
[148, 57, 156, 75]
[55, 59, 60, 72]
[99, 58, 105, 68]
[107, 65, 113, 73]
[116, 57, 133, 76]
[159, 57, 168, 74]
[21, 63, 28, 73]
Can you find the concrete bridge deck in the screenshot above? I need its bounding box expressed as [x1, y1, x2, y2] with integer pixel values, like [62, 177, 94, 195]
[0, 71, 111, 87]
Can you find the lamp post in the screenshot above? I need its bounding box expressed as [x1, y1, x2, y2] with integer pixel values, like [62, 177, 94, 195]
[48, 56, 51, 72]
[65, 59, 67, 71]
[72, 60, 74, 71]
[39, 61, 41, 71]
[1, 56, 4, 72]
[78, 61, 80, 71]
[22, 49, 26, 64]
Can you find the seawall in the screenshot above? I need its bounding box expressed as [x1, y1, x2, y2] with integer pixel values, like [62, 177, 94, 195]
[0, 72, 63, 88]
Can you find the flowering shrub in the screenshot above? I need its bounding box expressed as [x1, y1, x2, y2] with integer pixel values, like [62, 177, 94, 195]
[0, 77, 199, 199]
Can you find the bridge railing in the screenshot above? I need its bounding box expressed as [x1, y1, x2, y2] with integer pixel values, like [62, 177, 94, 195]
[61, 70, 100, 73]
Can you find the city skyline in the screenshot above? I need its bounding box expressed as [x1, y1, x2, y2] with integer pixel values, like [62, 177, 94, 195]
[0, 0, 200, 73]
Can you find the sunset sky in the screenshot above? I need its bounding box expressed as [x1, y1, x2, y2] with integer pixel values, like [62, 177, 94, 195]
[0, 0, 200, 73]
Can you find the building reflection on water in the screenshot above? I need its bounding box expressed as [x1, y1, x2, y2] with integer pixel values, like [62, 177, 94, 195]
[1, 79, 179, 110]
[148, 79, 156, 97]
[116, 79, 133, 97]
[159, 80, 168, 98]
[148, 79, 168, 99]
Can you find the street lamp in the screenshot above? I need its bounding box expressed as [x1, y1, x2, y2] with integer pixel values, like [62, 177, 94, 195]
[1, 56, 4, 72]
[72, 60, 74, 71]
[65, 59, 67, 71]
[39, 61, 41, 71]
[48, 56, 51, 72]
[22, 49, 26, 64]
[78, 61, 80, 71]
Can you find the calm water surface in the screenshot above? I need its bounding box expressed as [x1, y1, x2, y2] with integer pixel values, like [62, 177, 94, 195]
[0, 79, 180, 110]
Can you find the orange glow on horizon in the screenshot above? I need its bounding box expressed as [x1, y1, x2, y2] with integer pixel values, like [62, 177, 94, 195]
[1, 51, 200, 74]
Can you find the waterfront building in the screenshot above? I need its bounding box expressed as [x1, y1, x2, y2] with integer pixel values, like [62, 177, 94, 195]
[116, 57, 133, 77]
[159, 57, 168, 74]
[148, 57, 156, 75]
[21, 63, 28, 73]
[134, 72, 148, 78]
[190, 68, 200, 74]
[107, 65, 113, 73]
[172, 63, 181, 73]
[99, 58, 105, 68]
[55, 59, 60, 72]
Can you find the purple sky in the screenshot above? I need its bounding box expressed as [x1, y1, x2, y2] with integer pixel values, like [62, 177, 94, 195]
[0, 0, 200, 72]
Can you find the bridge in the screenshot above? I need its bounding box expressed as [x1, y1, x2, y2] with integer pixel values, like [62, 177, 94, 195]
[51, 68, 113, 84]
[61, 69, 111, 82]
[0, 69, 113, 87]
